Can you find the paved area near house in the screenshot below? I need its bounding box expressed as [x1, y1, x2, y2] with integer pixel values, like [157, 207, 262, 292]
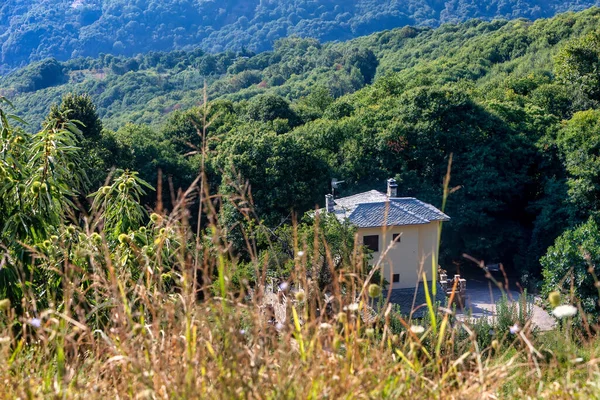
[457, 278, 556, 331]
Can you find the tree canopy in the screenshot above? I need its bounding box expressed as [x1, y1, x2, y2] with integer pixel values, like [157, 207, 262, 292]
[1, 0, 598, 73]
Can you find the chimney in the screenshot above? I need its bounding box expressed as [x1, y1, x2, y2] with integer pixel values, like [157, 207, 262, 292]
[325, 194, 335, 213]
[387, 178, 398, 198]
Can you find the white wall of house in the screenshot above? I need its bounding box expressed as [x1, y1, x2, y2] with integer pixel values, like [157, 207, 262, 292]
[359, 221, 440, 289]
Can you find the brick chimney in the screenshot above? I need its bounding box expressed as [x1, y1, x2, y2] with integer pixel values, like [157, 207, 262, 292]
[325, 194, 335, 213]
[387, 178, 398, 198]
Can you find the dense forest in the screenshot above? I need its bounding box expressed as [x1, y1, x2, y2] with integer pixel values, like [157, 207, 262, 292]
[3, 8, 600, 310]
[1, 0, 599, 73]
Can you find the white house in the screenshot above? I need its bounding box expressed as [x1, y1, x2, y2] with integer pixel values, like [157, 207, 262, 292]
[325, 179, 449, 289]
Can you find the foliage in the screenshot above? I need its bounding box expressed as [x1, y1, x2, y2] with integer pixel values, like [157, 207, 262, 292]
[90, 170, 153, 240]
[541, 217, 600, 316]
[46, 93, 108, 189]
[556, 109, 600, 216]
[555, 31, 600, 102]
[2, 0, 598, 74]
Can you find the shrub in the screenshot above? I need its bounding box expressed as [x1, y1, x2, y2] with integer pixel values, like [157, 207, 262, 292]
[541, 217, 600, 317]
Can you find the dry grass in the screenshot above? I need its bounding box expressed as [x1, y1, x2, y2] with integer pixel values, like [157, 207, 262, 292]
[1, 189, 600, 400]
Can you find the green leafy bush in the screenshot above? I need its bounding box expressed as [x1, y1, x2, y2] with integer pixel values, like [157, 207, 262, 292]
[541, 217, 600, 316]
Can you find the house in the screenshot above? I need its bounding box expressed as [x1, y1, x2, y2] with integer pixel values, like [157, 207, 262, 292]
[325, 178, 450, 290]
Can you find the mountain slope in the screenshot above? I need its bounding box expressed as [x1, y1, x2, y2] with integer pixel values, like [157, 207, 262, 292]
[1, 0, 599, 73]
[3, 7, 600, 131]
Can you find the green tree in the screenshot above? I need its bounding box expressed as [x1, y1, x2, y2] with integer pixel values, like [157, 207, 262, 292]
[557, 109, 600, 216]
[246, 94, 297, 124]
[213, 127, 330, 225]
[541, 217, 600, 317]
[343, 47, 379, 84]
[555, 31, 600, 102]
[0, 99, 87, 304]
[46, 93, 111, 191]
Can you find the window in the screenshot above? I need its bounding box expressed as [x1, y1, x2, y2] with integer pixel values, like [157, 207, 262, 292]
[363, 235, 379, 252]
[392, 233, 401, 243]
[393, 274, 400, 283]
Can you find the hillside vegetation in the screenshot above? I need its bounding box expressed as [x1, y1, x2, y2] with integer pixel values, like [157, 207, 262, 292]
[3, 8, 600, 398]
[2, 8, 600, 130]
[1, 0, 598, 73]
[3, 7, 600, 290]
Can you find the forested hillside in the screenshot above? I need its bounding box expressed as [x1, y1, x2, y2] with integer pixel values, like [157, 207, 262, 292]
[3, 8, 600, 294]
[1, 0, 599, 73]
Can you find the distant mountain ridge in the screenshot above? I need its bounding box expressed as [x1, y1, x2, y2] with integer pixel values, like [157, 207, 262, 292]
[1, 0, 599, 73]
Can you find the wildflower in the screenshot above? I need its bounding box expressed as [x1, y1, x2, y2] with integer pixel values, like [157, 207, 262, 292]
[101, 186, 111, 195]
[67, 225, 76, 235]
[337, 312, 347, 323]
[118, 233, 129, 244]
[319, 323, 333, 330]
[552, 304, 577, 319]
[548, 291, 561, 308]
[368, 284, 382, 298]
[28, 318, 41, 329]
[294, 289, 306, 302]
[297, 251, 305, 257]
[509, 324, 519, 334]
[126, 178, 135, 188]
[365, 328, 375, 337]
[118, 183, 126, 191]
[279, 282, 289, 292]
[239, 329, 246, 335]
[275, 322, 284, 331]
[345, 303, 359, 312]
[410, 325, 425, 334]
[150, 213, 161, 223]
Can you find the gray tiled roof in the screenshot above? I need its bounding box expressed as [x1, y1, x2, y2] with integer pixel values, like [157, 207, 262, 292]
[334, 190, 388, 208]
[332, 190, 449, 228]
[348, 202, 429, 227]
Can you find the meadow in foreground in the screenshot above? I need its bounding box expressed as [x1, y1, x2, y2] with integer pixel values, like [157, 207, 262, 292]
[0, 170, 599, 399]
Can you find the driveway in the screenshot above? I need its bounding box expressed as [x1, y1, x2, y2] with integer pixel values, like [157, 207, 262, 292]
[457, 278, 556, 331]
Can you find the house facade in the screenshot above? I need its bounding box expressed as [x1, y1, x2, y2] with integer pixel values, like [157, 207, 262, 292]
[326, 179, 449, 289]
